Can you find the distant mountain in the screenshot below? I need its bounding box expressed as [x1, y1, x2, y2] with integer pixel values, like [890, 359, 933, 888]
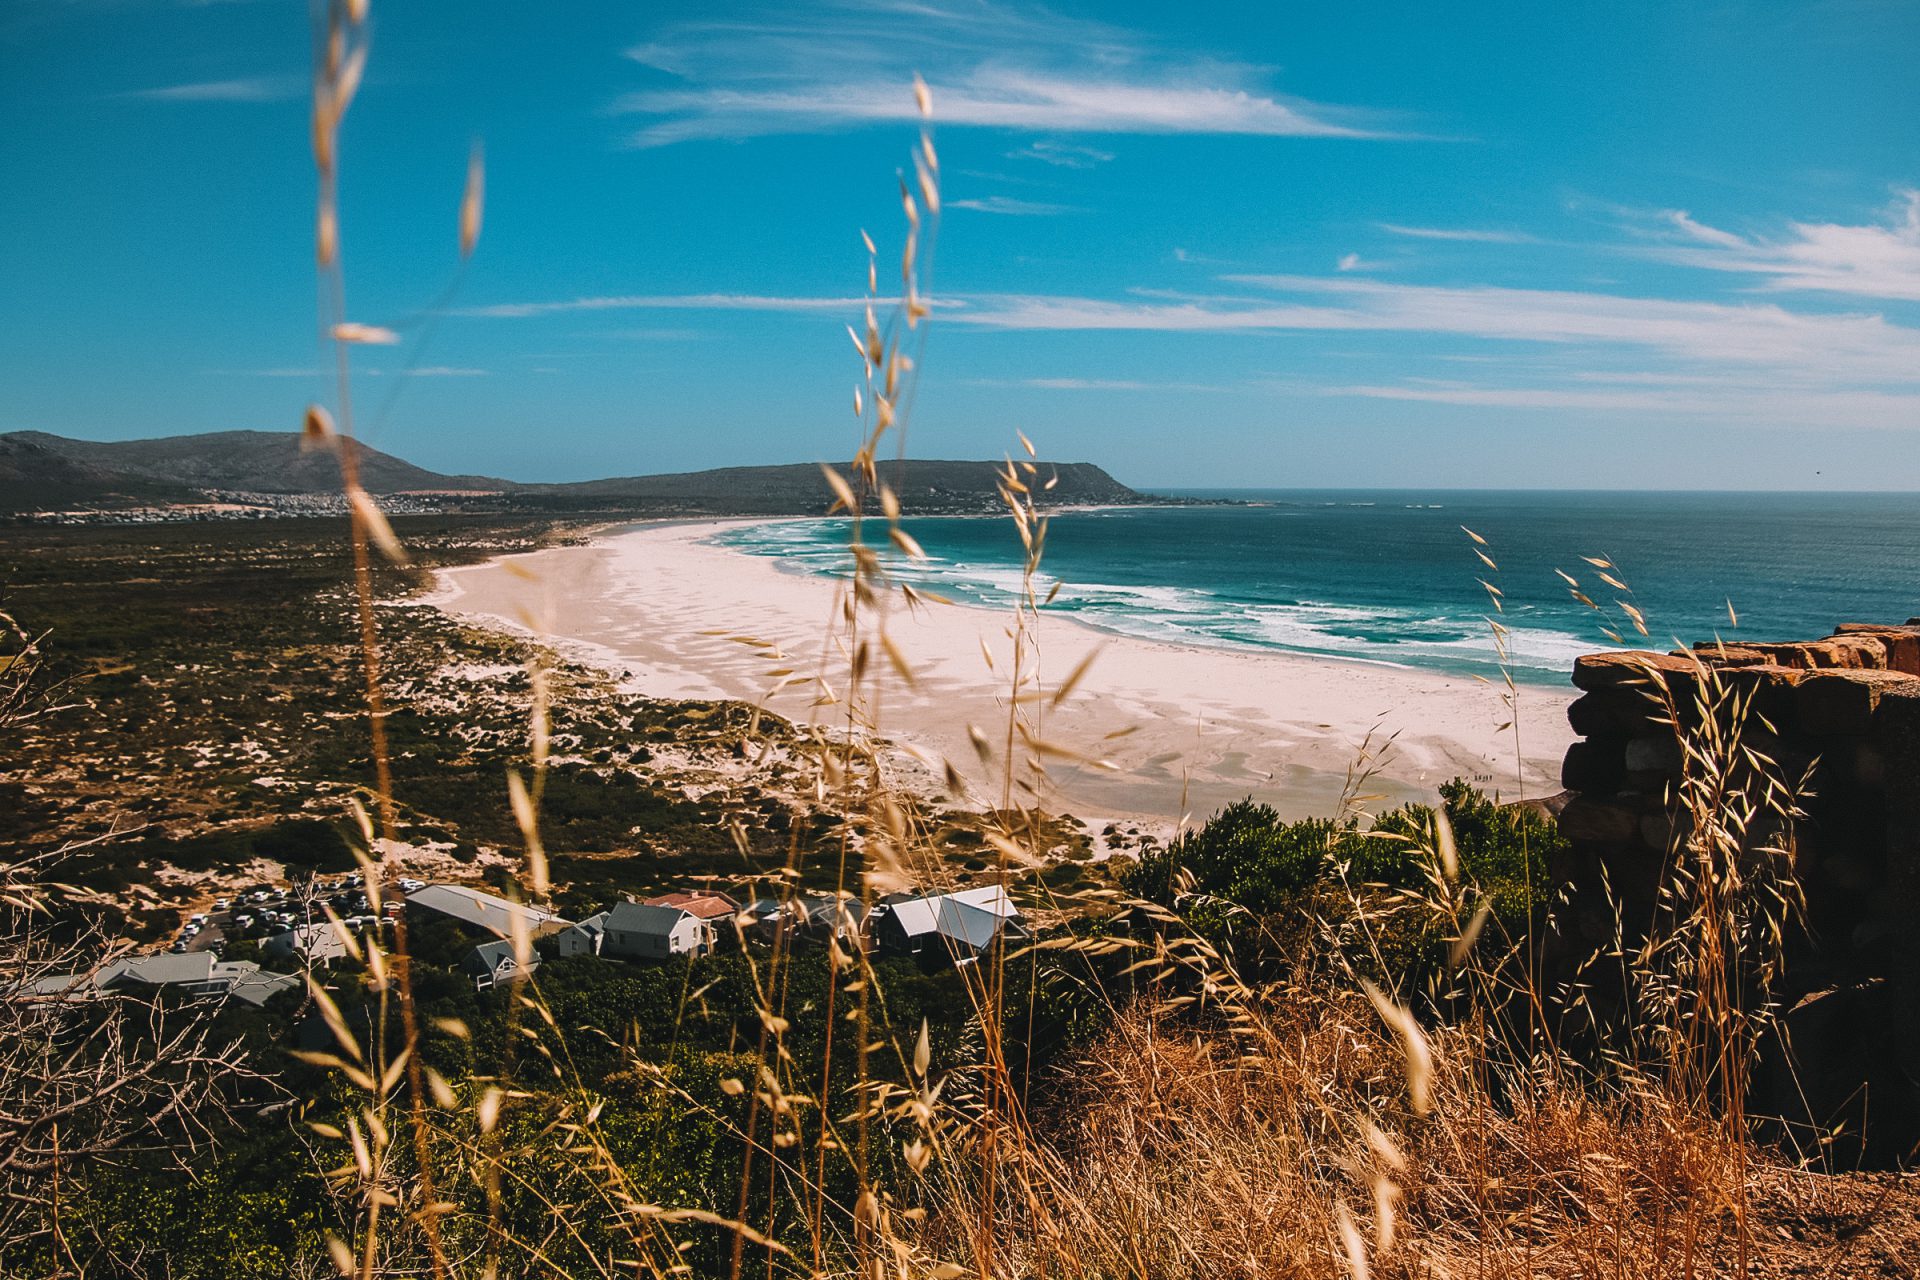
[0, 430, 505, 505]
[1, 429, 1151, 516]
[516, 458, 1146, 515]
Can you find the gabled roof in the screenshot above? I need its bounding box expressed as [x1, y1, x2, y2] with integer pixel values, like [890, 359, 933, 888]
[881, 885, 1024, 954]
[466, 939, 535, 977]
[564, 910, 611, 937]
[946, 885, 1021, 918]
[606, 901, 694, 938]
[406, 884, 569, 938]
[100, 951, 218, 987]
[34, 951, 299, 1006]
[643, 891, 739, 921]
[222, 964, 302, 1006]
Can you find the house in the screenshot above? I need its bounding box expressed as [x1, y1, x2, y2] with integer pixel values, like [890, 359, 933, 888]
[871, 885, 1027, 964]
[642, 890, 739, 922]
[555, 910, 611, 958]
[405, 883, 570, 940]
[32, 951, 301, 1008]
[464, 939, 538, 990]
[741, 892, 859, 946]
[601, 901, 711, 961]
[262, 923, 348, 967]
[643, 890, 741, 945]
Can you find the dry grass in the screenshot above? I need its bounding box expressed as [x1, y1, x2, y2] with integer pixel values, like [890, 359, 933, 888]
[22, 5, 1901, 1277]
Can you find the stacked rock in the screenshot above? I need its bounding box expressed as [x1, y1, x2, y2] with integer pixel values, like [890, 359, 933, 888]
[1550, 621, 1920, 1161]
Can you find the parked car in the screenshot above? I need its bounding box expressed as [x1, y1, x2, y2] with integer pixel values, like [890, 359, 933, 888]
[214, 898, 232, 911]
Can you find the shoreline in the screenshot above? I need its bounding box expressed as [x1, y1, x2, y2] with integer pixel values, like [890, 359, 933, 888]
[429, 519, 1579, 829]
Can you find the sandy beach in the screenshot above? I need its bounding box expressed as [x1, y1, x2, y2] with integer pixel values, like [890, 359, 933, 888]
[430, 520, 1578, 830]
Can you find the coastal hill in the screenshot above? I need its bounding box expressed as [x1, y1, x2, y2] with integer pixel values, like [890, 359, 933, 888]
[1, 429, 1150, 517]
[512, 458, 1146, 515]
[0, 429, 504, 508]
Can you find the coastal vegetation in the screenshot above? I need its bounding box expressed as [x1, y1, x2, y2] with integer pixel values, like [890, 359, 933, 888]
[3, 6, 1917, 1279]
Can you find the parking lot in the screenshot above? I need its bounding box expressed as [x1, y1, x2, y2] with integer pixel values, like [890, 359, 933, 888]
[165, 873, 426, 956]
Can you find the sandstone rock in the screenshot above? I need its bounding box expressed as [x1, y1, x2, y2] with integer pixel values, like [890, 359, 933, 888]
[1688, 641, 1773, 667]
[1557, 797, 1640, 843]
[1797, 669, 1920, 737]
[1835, 623, 1920, 674]
[1623, 733, 1683, 774]
[1561, 738, 1626, 792]
[1567, 689, 1657, 737]
[1570, 650, 1696, 693]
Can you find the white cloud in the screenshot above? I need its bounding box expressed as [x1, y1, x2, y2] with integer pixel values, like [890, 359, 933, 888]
[1376, 223, 1533, 244]
[949, 195, 1076, 215]
[122, 76, 304, 103]
[1009, 138, 1113, 168]
[466, 277, 1920, 388]
[944, 275, 1920, 385]
[1322, 380, 1920, 430]
[1664, 209, 1746, 249]
[1647, 191, 1920, 301]
[970, 376, 1229, 392]
[457, 293, 878, 319]
[1336, 253, 1383, 272]
[613, 2, 1393, 146]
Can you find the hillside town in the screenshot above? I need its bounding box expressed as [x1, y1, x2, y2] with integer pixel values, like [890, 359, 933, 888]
[31, 872, 1032, 1008]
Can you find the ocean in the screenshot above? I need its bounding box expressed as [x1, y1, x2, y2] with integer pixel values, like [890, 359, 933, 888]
[708, 491, 1920, 687]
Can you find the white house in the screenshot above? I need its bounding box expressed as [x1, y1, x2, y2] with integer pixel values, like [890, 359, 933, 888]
[872, 884, 1027, 963]
[262, 923, 348, 967]
[464, 939, 539, 990]
[555, 910, 611, 958]
[602, 901, 710, 961]
[32, 952, 301, 1008]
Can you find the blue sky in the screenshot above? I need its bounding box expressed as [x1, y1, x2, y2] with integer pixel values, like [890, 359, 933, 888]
[3, 0, 1919, 488]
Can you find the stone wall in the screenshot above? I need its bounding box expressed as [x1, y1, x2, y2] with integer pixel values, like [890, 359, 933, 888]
[1552, 621, 1920, 1159]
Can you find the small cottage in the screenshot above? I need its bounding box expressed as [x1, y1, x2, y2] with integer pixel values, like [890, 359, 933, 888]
[555, 910, 611, 958]
[464, 939, 539, 990]
[602, 901, 711, 961]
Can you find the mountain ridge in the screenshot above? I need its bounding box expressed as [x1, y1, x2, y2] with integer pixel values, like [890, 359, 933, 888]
[0, 430, 1150, 516]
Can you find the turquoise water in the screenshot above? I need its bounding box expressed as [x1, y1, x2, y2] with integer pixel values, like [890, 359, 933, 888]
[708, 491, 1920, 687]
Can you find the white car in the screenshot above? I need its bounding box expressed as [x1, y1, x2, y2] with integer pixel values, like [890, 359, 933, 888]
[189, 913, 208, 926]
[213, 898, 232, 911]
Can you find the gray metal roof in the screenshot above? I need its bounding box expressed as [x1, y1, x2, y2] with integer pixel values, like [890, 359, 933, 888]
[466, 938, 537, 977]
[605, 901, 692, 937]
[406, 884, 569, 938]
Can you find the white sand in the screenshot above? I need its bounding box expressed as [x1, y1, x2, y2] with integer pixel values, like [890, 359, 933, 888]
[430, 520, 1578, 827]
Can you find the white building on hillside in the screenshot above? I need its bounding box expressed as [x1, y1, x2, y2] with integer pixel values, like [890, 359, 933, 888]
[405, 884, 568, 939]
[602, 902, 711, 961]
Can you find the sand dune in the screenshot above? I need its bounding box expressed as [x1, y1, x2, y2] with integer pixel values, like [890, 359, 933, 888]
[430, 520, 1578, 829]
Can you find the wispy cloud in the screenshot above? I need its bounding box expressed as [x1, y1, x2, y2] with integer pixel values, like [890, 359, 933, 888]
[1644, 190, 1920, 302]
[970, 376, 1230, 392]
[613, 2, 1398, 146]
[1322, 380, 1920, 430]
[944, 274, 1920, 385]
[1376, 222, 1534, 244]
[459, 276, 1920, 387]
[121, 75, 304, 103]
[948, 195, 1077, 215]
[1009, 138, 1114, 168]
[1336, 253, 1384, 272]
[457, 293, 876, 319]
